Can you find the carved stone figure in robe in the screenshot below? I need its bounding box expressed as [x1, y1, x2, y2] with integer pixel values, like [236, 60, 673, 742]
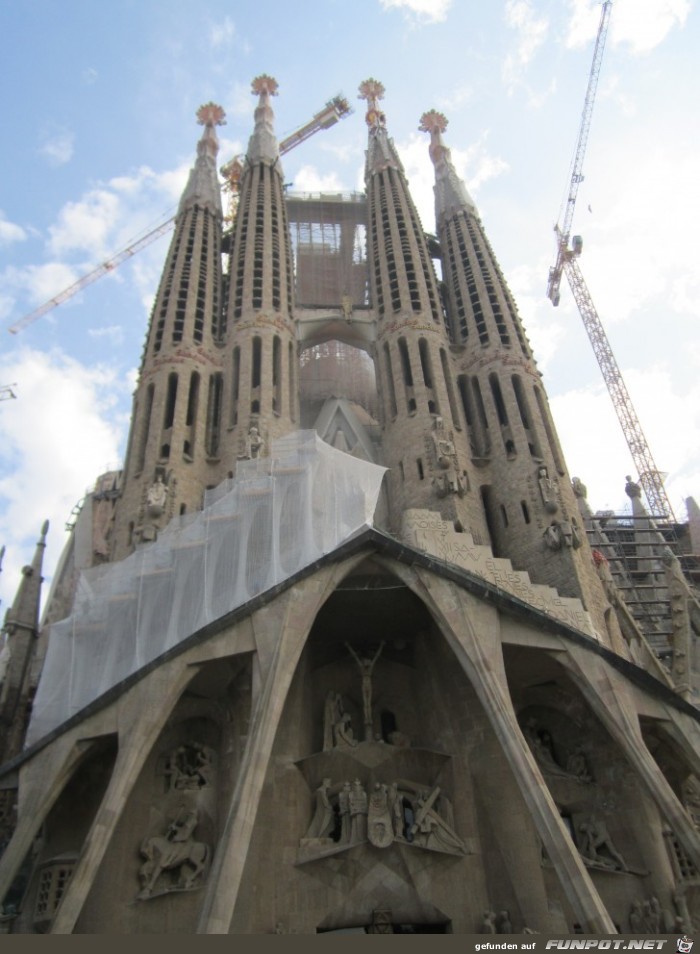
[432, 416, 465, 497]
[538, 465, 558, 513]
[368, 783, 393, 848]
[303, 777, 335, 841]
[338, 781, 352, 845]
[349, 778, 368, 842]
[323, 690, 342, 751]
[544, 522, 562, 551]
[247, 425, 264, 460]
[147, 475, 168, 516]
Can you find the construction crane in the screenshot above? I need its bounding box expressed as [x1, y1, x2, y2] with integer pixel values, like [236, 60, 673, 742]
[546, 1, 675, 521]
[9, 94, 352, 336]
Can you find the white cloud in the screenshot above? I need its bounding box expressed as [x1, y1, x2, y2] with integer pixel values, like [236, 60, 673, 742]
[208, 16, 235, 48]
[87, 325, 125, 347]
[291, 165, 345, 194]
[0, 212, 27, 246]
[82, 67, 98, 85]
[565, 0, 691, 52]
[0, 348, 126, 609]
[503, 0, 549, 92]
[48, 190, 122, 258]
[0, 262, 80, 319]
[38, 128, 75, 166]
[379, 0, 452, 24]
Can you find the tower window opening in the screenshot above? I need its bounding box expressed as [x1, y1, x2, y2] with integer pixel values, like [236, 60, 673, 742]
[417, 458, 424, 480]
[383, 343, 398, 420]
[288, 341, 296, 422]
[398, 337, 416, 413]
[534, 385, 566, 476]
[418, 338, 434, 388]
[521, 500, 531, 524]
[500, 504, 509, 527]
[489, 373, 509, 426]
[134, 382, 155, 475]
[205, 372, 223, 458]
[183, 371, 200, 461]
[440, 348, 460, 431]
[164, 372, 178, 430]
[252, 337, 262, 389]
[230, 347, 240, 427]
[512, 374, 542, 458]
[272, 335, 282, 415]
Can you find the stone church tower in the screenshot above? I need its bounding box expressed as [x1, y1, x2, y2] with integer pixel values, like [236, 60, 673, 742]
[0, 77, 698, 934]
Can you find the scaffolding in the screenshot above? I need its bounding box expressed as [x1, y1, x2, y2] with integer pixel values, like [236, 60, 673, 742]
[286, 192, 369, 309]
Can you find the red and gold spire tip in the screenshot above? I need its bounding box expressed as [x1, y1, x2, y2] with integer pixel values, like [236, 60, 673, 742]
[358, 78, 386, 128]
[418, 110, 448, 135]
[251, 74, 279, 97]
[196, 102, 226, 127]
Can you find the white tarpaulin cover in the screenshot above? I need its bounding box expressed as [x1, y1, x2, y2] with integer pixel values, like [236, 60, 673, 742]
[28, 431, 386, 745]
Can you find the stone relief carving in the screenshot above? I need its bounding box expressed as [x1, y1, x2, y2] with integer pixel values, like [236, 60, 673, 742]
[577, 817, 627, 871]
[367, 908, 394, 933]
[345, 641, 384, 741]
[543, 518, 582, 551]
[629, 896, 677, 933]
[497, 910, 513, 934]
[164, 742, 215, 791]
[521, 718, 593, 784]
[537, 465, 559, 514]
[322, 690, 358, 751]
[139, 469, 176, 543]
[431, 416, 467, 497]
[146, 475, 168, 516]
[299, 777, 466, 858]
[246, 424, 265, 460]
[681, 774, 700, 831]
[138, 807, 209, 899]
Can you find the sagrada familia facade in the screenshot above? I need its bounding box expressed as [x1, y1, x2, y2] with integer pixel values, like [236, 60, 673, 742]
[0, 76, 698, 934]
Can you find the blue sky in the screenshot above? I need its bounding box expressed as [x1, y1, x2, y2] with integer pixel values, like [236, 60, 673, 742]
[0, 0, 697, 608]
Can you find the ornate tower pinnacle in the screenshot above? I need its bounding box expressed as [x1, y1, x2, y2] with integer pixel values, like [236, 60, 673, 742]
[419, 110, 477, 217]
[247, 75, 280, 165]
[358, 78, 386, 129]
[179, 102, 225, 217]
[359, 78, 402, 177]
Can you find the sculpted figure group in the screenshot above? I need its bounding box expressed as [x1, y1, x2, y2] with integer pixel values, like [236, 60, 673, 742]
[301, 776, 465, 856]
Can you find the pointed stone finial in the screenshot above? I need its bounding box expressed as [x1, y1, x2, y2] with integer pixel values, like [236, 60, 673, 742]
[358, 78, 386, 129]
[177, 104, 225, 216]
[247, 75, 280, 166]
[420, 108, 477, 218]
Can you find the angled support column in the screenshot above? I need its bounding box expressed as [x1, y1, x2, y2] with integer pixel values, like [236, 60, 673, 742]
[50, 666, 196, 934]
[197, 559, 362, 934]
[561, 646, 700, 872]
[0, 734, 87, 906]
[398, 566, 616, 933]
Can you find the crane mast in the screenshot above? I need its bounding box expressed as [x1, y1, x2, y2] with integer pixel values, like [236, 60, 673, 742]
[547, 0, 612, 308]
[8, 95, 352, 336]
[547, 0, 675, 520]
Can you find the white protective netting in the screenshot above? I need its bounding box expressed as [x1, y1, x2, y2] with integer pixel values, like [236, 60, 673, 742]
[28, 431, 386, 746]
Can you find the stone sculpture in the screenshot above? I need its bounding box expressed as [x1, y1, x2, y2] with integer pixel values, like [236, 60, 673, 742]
[164, 743, 214, 791]
[577, 818, 626, 871]
[346, 641, 385, 740]
[138, 808, 209, 899]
